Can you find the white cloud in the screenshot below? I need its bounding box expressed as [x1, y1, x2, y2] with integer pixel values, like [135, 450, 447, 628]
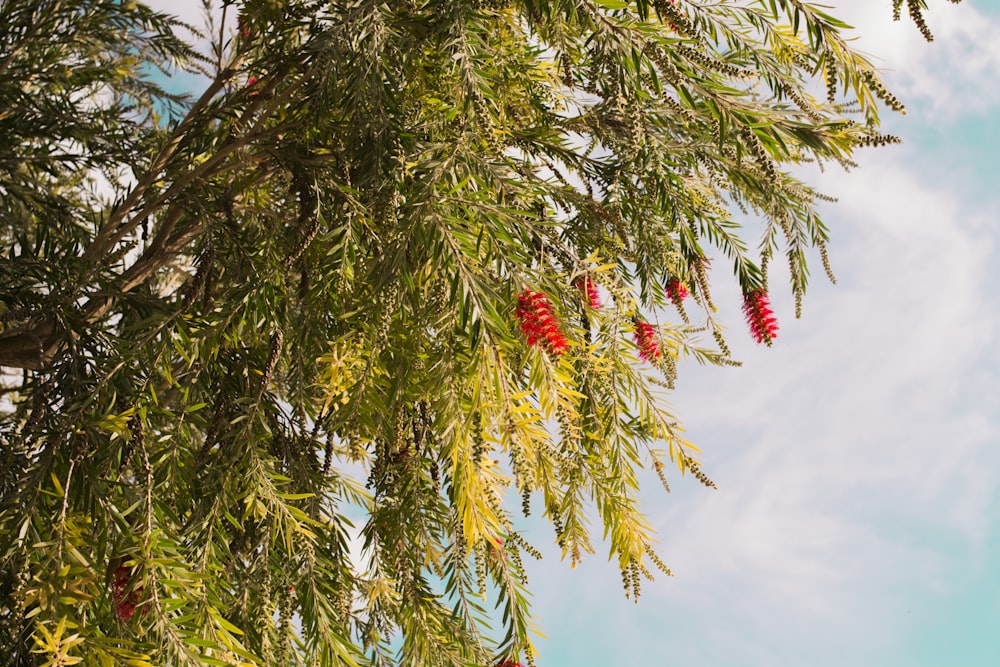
[142, 0, 231, 61]
[608, 137, 1000, 663]
[831, 0, 1000, 119]
[525, 82, 1000, 660]
[144, 0, 218, 32]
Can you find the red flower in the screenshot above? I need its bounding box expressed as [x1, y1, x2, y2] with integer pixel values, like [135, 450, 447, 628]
[576, 276, 601, 309]
[742, 289, 779, 345]
[247, 76, 258, 87]
[516, 290, 568, 355]
[489, 537, 508, 562]
[633, 318, 661, 362]
[664, 278, 688, 303]
[111, 563, 144, 622]
[495, 660, 524, 667]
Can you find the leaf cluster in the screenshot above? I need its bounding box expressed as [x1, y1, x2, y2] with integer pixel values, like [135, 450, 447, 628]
[0, 0, 959, 665]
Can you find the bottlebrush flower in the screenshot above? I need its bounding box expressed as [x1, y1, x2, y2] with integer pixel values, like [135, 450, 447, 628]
[633, 318, 661, 362]
[667, 0, 680, 32]
[495, 660, 524, 667]
[516, 289, 568, 355]
[664, 278, 688, 303]
[490, 537, 507, 562]
[110, 563, 144, 622]
[576, 276, 602, 309]
[742, 289, 779, 345]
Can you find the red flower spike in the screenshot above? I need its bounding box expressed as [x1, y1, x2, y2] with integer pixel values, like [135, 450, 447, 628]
[490, 537, 508, 562]
[742, 289, 779, 345]
[111, 563, 144, 622]
[516, 289, 568, 355]
[633, 319, 661, 362]
[664, 278, 688, 303]
[495, 660, 524, 667]
[576, 276, 602, 309]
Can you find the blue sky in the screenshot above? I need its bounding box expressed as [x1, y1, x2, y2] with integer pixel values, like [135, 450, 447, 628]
[148, 1, 1000, 664]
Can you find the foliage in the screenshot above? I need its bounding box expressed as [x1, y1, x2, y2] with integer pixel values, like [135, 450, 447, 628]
[0, 0, 959, 664]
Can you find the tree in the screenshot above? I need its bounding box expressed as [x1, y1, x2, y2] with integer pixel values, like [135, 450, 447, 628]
[0, 0, 959, 664]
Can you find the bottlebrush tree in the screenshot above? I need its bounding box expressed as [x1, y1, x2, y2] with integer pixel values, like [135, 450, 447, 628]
[0, 0, 959, 665]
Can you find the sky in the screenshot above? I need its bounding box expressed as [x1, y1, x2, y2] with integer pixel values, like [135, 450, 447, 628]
[146, 1, 1000, 665]
[521, 3, 1000, 666]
